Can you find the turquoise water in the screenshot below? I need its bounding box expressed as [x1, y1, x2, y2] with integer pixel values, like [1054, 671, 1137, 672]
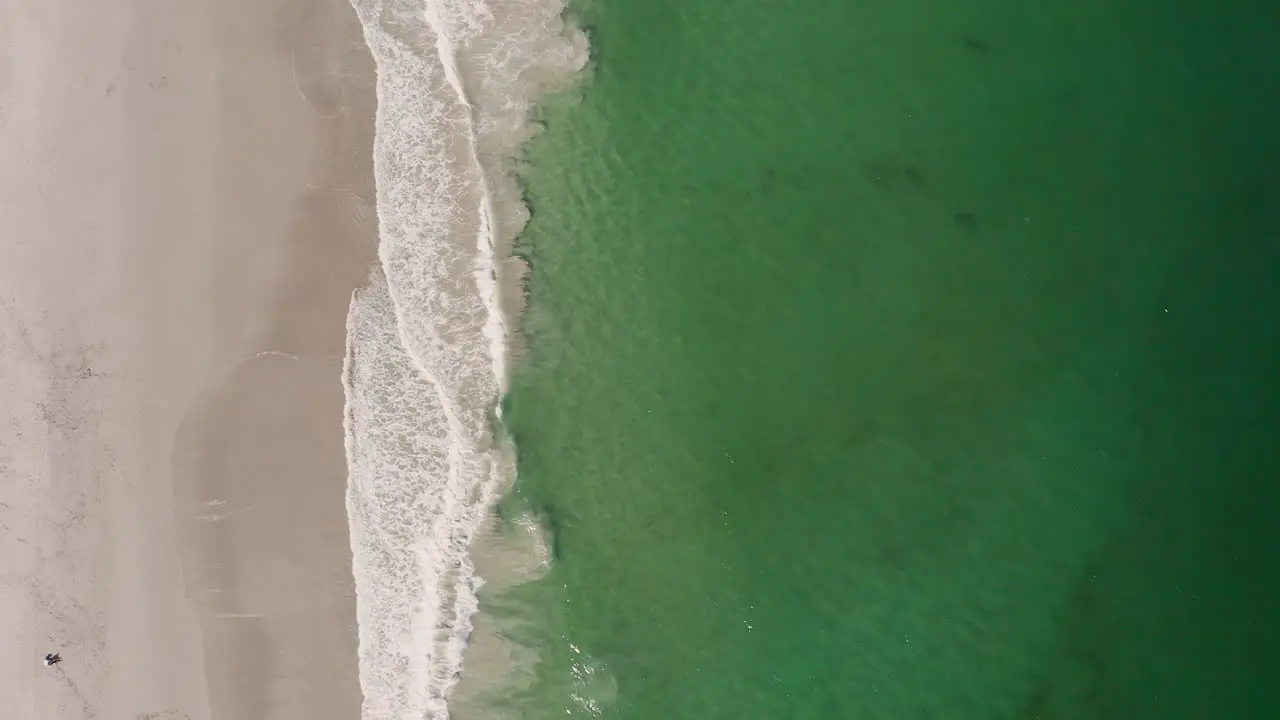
[494, 0, 1280, 717]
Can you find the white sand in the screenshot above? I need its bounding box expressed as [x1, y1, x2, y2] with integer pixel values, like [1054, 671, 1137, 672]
[0, 0, 373, 717]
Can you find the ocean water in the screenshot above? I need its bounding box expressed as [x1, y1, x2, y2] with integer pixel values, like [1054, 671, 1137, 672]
[343, 0, 1280, 718]
[495, 0, 1280, 719]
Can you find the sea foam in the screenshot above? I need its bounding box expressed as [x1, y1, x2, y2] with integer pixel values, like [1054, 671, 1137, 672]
[341, 0, 585, 717]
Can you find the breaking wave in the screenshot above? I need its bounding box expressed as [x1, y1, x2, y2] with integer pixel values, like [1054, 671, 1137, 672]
[341, 0, 586, 717]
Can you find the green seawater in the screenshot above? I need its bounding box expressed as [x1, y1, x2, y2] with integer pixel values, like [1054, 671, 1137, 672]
[491, 0, 1280, 717]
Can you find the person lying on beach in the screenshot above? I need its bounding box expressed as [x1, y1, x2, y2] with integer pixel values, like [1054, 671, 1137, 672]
[44, 653, 62, 666]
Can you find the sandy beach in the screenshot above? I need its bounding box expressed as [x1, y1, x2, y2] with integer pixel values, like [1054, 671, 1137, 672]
[1, 0, 374, 717]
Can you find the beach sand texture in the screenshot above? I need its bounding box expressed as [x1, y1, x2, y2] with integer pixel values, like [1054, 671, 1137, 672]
[1, 0, 374, 717]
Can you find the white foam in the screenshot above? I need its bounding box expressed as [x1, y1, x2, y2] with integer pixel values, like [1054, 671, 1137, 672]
[341, 0, 585, 717]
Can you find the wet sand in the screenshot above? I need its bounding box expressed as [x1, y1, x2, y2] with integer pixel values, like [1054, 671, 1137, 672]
[0, 0, 374, 717]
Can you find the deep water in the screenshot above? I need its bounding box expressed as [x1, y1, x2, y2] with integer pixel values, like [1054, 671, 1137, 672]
[496, 0, 1280, 717]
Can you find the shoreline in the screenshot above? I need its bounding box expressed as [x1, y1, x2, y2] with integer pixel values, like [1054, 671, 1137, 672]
[1, 0, 584, 715]
[340, 0, 586, 715]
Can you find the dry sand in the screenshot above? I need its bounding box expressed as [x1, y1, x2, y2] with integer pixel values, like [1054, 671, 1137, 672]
[1, 0, 374, 717]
